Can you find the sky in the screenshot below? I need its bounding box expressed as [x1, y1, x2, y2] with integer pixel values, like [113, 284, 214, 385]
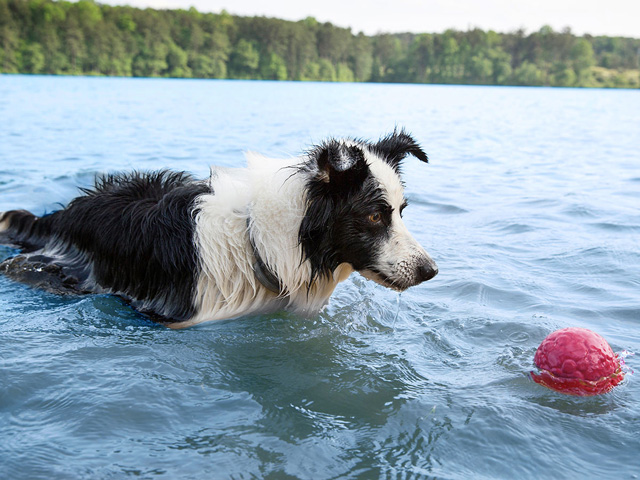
[100, 0, 640, 38]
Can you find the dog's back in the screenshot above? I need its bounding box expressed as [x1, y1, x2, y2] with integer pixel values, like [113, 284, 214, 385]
[0, 171, 210, 321]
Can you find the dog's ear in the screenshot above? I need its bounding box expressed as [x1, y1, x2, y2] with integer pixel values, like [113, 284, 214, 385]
[371, 130, 428, 173]
[313, 141, 369, 191]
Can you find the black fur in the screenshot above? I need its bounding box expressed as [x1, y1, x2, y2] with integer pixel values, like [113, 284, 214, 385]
[0, 171, 210, 321]
[370, 128, 429, 174]
[299, 154, 380, 284]
[299, 131, 427, 286]
[0, 209, 56, 251]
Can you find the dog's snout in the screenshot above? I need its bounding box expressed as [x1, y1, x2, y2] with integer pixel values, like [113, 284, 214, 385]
[416, 260, 438, 282]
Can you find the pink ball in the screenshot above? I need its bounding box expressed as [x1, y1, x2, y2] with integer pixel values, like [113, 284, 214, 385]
[531, 327, 624, 396]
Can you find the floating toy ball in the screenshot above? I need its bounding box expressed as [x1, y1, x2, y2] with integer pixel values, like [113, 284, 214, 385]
[531, 327, 624, 396]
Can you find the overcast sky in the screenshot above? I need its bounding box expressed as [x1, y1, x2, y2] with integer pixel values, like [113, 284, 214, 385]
[100, 0, 640, 38]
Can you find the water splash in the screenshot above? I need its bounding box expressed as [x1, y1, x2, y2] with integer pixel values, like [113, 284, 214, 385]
[392, 292, 402, 328]
[619, 350, 635, 376]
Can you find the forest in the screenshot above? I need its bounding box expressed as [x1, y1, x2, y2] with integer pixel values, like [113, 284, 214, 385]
[1, 0, 639, 88]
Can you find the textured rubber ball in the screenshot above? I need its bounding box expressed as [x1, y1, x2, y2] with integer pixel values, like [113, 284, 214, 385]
[531, 327, 624, 396]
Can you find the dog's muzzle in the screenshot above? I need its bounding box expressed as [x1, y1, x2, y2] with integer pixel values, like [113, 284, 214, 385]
[361, 253, 438, 292]
[416, 257, 438, 283]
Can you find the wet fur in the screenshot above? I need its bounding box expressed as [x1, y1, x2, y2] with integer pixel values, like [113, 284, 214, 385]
[0, 131, 437, 327]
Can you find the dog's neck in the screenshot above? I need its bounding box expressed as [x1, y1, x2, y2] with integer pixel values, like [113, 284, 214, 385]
[246, 218, 285, 295]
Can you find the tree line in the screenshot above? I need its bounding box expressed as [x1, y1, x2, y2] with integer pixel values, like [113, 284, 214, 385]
[1, 0, 639, 88]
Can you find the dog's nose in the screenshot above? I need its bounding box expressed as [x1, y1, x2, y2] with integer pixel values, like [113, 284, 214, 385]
[416, 261, 438, 282]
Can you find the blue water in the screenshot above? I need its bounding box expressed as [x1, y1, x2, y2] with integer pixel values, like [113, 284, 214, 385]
[1, 75, 639, 479]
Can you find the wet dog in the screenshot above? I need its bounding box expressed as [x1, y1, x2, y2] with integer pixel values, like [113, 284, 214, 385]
[0, 130, 437, 327]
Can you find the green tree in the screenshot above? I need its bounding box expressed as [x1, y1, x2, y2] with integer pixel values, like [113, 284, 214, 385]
[64, 16, 86, 73]
[20, 42, 45, 73]
[317, 22, 351, 64]
[336, 62, 354, 82]
[488, 48, 512, 84]
[301, 60, 320, 81]
[551, 62, 577, 86]
[0, 6, 20, 73]
[317, 58, 336, 81]
[42, 0, 66, 23]
[189, 53, 226, 78]
[75, 0, 102, 26]
[37, 24, 66, 73]
[350, 32, 372, 81]
[468, 54, 492, 84]
[132, 42, 168, 77]
[117, 13, 136, 33]
[434, 31, 462, 83]
[104, 34, 133, 76]
[285, 21, 317, 80]
[407, 34, 434, 82]
[200, 29, 231, 71]
[372, 34, 401, 81]
[166, 42, 190, 77]
[513, 61, 543, 86]
[259, 51, 287, 80]
[570, 38, 595, 86]
[229, 38, 259, 78]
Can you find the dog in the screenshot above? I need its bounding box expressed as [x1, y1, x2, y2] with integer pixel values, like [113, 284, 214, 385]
[0, 130, 438, 328]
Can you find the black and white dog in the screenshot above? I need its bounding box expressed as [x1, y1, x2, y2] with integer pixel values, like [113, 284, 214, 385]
[0, 131, 437, 328]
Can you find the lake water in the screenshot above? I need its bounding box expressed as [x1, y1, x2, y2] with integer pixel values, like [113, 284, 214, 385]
[1, 75, 639, 479]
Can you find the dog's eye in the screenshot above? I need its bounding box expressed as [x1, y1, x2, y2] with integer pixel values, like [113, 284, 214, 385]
[368, 212, 382, 224]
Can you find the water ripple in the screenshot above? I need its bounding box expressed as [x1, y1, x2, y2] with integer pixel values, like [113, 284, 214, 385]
[1, 77, 639, 479]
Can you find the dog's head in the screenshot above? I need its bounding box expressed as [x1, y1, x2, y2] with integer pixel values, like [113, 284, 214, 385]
[299, 130, 438, 291]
